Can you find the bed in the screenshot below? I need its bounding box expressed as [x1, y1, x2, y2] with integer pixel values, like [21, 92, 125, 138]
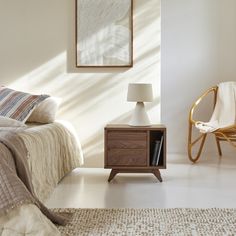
[0, 121, 83, 235]
[21, 121, 83, 202]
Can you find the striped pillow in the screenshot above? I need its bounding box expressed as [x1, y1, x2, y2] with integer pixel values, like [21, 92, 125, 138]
[0, 87, 49, 123]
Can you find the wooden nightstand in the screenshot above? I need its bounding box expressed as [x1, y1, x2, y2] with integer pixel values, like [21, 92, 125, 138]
[104, 124, 166, 182]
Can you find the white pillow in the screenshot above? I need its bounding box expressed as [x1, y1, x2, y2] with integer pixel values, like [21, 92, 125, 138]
[0, 116, 26, 127]
[27, 97, 61, 124]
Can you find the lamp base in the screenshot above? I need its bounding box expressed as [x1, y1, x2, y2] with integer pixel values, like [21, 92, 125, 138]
[129, 102, 151, 126]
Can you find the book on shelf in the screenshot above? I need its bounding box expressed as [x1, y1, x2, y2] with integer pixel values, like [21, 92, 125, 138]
[155, 135, 164, 166]
[151, 135, 164, 166]
[151, 140, 160, 166]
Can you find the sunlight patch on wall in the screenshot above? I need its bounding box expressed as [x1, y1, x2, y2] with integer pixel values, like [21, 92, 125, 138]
[8, 0, 160, 167]
[9, 52, 67, 94]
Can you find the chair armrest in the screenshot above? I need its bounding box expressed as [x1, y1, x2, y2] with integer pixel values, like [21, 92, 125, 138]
[189, 86, 218, 125]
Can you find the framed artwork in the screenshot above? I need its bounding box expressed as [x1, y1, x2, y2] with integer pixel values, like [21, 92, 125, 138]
[75, 0, 133, 68]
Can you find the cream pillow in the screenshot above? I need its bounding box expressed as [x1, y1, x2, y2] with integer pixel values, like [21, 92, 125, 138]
[0, 116, 26, 127]
[27, 97, 61, 124]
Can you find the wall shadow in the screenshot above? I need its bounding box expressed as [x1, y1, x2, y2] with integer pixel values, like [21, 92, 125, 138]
[3, 0, 161, 167]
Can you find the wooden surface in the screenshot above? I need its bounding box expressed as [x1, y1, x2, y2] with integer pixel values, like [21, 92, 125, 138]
[104, 124, 167, 182]
[107, 149, 147, 166]
[107, 140, 147, 149]
[105, 124, 166, 130]
[108, 169, 163, 182]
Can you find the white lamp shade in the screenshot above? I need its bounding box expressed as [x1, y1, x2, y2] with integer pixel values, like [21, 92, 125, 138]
[127, 83, 153, 102]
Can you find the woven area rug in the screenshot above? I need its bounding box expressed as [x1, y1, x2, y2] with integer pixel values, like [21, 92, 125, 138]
[54, 208, 236, 236]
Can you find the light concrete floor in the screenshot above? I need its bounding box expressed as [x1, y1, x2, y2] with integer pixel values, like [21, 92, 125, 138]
[46, 153, 236, 208]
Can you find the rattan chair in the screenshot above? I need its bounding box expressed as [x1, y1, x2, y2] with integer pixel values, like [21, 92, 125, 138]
[188, 85, 236, 162]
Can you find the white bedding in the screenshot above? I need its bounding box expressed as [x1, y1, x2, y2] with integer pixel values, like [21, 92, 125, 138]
[0, 204, 60, 236]
[0, 121, 83, 235]
[21, 121, 83, 202]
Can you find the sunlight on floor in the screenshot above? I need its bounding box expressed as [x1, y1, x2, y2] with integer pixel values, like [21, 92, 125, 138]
[46, 153, 236, 209]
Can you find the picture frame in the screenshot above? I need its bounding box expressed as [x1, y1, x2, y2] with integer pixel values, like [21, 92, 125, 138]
[75, 0, 133, 68]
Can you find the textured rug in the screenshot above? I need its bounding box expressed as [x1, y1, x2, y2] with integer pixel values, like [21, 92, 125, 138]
[54, 208, 236, 236]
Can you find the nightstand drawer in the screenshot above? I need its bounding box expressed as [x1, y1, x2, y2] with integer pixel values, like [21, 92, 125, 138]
[107, 140, 147, 149]
[107, 149, 147, 166]
[107, 131, 147, 141]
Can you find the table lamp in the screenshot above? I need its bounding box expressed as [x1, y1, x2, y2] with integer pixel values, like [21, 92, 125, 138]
[127, 83, 153, 126]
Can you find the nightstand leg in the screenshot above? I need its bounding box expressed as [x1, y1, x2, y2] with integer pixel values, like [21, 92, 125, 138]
[152, 169, 162, 182]
[108, 169, 118, 182]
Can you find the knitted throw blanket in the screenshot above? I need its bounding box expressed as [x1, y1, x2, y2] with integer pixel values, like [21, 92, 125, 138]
[0, 128, 67, 225]
[196, 81, 236, 133]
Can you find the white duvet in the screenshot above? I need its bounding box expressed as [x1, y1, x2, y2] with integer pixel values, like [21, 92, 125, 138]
[0, 204, 60, 236]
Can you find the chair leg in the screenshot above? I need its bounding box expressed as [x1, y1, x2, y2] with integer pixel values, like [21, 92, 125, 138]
[188, 123, 207, 163]
[215, 136, 222, 156]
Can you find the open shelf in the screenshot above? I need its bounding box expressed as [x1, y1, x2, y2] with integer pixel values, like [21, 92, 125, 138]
[149, 130, 165, 168]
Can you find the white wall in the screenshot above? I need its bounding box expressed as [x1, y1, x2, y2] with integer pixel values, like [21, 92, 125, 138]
[0, 0, 160, 167]
[161, 0, 236, 155]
